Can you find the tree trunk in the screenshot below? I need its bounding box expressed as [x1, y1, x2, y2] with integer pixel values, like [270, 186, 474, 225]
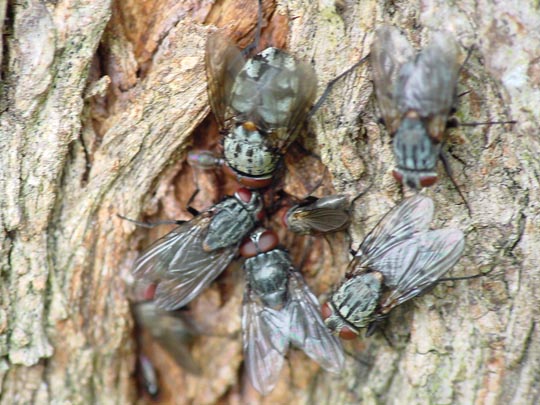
[0, 0, 538, 403]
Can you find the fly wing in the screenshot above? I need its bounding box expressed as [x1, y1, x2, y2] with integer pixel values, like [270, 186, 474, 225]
[286, 271, 345, 372]
[275, 58, 317, 149]
[379, 228, 465, 312]
[309, 194, 349, 210]
[229, 48, 317, 150]
[352, 195, 434, 273]
[133, 215, 212, 281]
[206, 33, 246, 128]
[294, 208, 350, 234]
[133, 214, 237, 310]
[153, 245, 237, 310]
[371, 25, 416, 134]
[287, 195, 350, 234]
[242, 287, 289, 395]
[396, 31, 460, 141]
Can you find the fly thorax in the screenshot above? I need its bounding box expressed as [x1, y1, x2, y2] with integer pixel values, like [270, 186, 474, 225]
[203, 193, 261, 251]
[331, 272, 382, 330]
[223, 125, 280, 177]
[394, 117, 440, 172]
[245, 249, 290, 309]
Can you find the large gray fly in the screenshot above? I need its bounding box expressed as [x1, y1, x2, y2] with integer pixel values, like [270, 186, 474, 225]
[133, 189, 263, 310]
[204, 33, 317, 187]
[241, 229, 344, 395]
[371, 26, 461, 189]
[322, 195, 465, 339]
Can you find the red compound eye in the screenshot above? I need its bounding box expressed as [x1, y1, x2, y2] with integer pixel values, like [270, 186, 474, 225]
[142, 284, 156, 301]
[321, 302, 333, 320]
[419, 174, 438, 188]
[239, 230, 279, 258]
[321, 302, 358, 340]
[235, 187, 252, 203]
[339, 326, 359, 340]
[392, 169, 404, 184]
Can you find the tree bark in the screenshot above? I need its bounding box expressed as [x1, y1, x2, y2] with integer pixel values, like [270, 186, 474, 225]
[0, 0, 538, 404]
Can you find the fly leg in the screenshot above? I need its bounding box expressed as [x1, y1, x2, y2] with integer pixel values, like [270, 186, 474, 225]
[447, 117, 517, 129]
[366, 318, 394, 347]
[186, 149, 224, 207]
[438, 272, 487, 283]
[117, 214, 185, 228]
[302, 165, 328, 198]
[309, 54, 370, 118]
[439, 150, 472, 216]
[241, 0, 264, 56]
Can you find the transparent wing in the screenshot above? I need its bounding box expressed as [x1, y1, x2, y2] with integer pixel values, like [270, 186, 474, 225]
[287, 195, 350, 234]
[133, 215, 210, 280]
[286, 271, 345, 372]
[308, 195, 349, 210]
[242, 287, 289, 396]
[293, 209, 350, 233]
[288, 208, 350, 234]
[353, 195, 434, 272]
[379, 228, 465, 312]
[396, 31, 460, 140]
[205, 32, 246, 128]
[133, 302, 201, 374]
[370, 25, 416, 134]
[153, 245, 237, 310]
[133, 214, 237, 310]
[229, 48, 317, 150]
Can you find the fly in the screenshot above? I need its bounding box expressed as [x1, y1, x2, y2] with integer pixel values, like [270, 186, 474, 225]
[133, 188, 263, 310]
[371, 26, 461, 189]
[280, 194, 350, 235]
[196, 33, 317, 188]
[241, 228, 344, 395]
[322, 195, 465, 339]
[128, 280, 201, 398]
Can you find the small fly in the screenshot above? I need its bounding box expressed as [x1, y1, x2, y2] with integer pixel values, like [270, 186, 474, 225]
[196, 33, 317, 188]
[133, 188, 263, 310]
[128, 280, 201, 398]
[241, 228, 344, 395]
[371, 26, 461, 189]
[280, 194, 350, 235]
[322, 195, 465, 339]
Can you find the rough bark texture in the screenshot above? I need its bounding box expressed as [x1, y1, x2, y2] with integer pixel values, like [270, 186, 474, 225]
[0, 0, 538, 404]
